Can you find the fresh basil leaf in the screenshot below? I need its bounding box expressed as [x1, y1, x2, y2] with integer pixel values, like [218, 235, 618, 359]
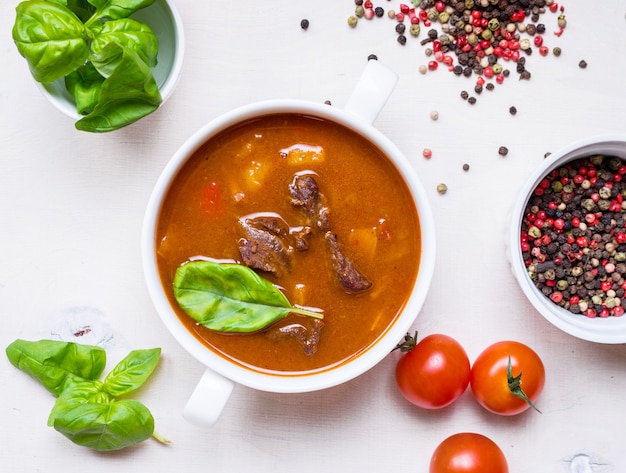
[6, 339, 106, 397]
[12, 0, 89, 82]
[91, 18, 159, 70]
[86, 0, 156, 25]
[103, 348, 161, 397]
[65, 62, 104, 115]
[48, 379, 107, 426]
[75, 41, 161, 132]
[53, 399, 154, 451]
[173, 261, 324, 333]
[45, 0, 96, 22]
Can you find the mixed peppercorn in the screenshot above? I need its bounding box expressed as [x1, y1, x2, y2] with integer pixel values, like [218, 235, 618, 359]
[521, 155, 626, 318]
[349, 0, 567, 92]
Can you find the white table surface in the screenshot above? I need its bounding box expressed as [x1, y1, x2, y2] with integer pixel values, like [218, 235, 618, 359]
[2, 1, 626, 472]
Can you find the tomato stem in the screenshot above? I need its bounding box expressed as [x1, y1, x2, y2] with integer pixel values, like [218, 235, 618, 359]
[507, 356, 542, 413]
[393, 331, 418, 353]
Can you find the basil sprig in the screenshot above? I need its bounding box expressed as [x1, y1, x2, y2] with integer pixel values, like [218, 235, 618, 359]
[12, 0, 162, 132]
[173, 261, 324, 333]
[6, 339, 165, 451]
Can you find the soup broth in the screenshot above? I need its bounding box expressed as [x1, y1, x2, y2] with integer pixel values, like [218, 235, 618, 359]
[156, 113, 421, 374]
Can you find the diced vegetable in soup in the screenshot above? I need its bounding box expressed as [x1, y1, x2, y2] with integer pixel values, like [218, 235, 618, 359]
[156, 114, 421, 373]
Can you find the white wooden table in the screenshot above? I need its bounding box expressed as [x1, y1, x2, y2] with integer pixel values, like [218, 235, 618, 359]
[2, 1, 626, 472]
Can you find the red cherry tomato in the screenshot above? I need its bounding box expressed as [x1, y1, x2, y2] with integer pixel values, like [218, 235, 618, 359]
[395, 333, 470, 409]
[429, 432, 509, 473]
[470, 340, 545, 416]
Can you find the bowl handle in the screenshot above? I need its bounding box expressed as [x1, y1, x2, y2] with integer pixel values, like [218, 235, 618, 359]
[344, 60, 399, 125]
[183, 368, 234, 427]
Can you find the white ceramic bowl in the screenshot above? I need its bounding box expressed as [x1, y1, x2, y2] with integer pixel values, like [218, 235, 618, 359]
[508, 134, 626, 344]
[141, 60, 436, 425]
[36, 0, 184, 120]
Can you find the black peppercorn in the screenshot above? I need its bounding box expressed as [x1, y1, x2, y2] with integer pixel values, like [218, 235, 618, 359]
[498, 146, 509, 156]
[300, 19, 309, 30]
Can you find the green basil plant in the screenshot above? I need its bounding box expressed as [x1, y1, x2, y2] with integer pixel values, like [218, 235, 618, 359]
[6, 339, 167, 451]
[12, 0, 162, 132]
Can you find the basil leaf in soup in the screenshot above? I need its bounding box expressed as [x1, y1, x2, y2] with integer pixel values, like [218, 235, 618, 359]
[173, 261, 323, 333]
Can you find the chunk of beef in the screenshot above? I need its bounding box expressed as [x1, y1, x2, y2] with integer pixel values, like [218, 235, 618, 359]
[291, 226, 313, 251]
[289, 174, 331, 232]
[239, 216, 292, 276]
[325, 232, 373, 294]
[268, 318, 325, 356]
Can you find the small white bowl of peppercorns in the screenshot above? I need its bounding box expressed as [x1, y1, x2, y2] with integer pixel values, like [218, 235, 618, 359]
[509, 135, 626, 343]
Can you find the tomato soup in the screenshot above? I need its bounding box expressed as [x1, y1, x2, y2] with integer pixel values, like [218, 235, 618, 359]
[156, 113, 421, 374]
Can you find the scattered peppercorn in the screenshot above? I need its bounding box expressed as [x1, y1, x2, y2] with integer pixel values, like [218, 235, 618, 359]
[368, 54, 378, 61]
[498, 146, 509, 156]
[430, 110, 439, 121]
[436, 183, 448, 195]
[300, 19, 309, 30]
[579, 59, 588, 69]
[463, 163, 470, 172]
[467, 96, 477, 105]
[553, 47, 562, 57]
[347, 0, 568, 90]
[347, 15, 358, 28]
[509, 106, 518, 116]
[460, 90, 469, 100]
[423, 148, 433, 159]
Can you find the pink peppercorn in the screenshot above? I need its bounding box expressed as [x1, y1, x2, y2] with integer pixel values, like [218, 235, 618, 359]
[551, 292, 563, 303]
[614, 307, 625, 316]
[585, 308, 597, 318]
[601, 281, 613, 292]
